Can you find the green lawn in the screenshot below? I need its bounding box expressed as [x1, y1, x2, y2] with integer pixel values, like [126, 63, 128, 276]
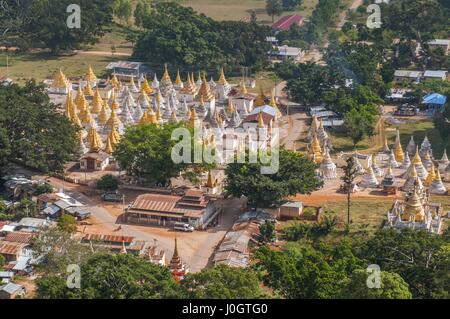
[0, 52, 122, 83]
[181, 0, 319, 23]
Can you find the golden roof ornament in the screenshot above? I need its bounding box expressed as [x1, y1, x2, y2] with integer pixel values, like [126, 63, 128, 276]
[111, 74, 120, 89]
[156, 103, 162, 122]
[142, 77, 153, 94]
[170, 110, 179, 123]
[188, 107, 200, 129]
[147, 107, 158, 124]
[257, 112, 265, 128]
[89, 128, 103, 152]
[106, 108, 122, 131]
[226, 98, 235, 114]
[64, 90, 74, 119]
[110, 126, 121, 145]
[195, 74, 215, 102]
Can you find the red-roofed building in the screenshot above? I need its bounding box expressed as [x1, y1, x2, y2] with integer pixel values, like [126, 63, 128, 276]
[272, 14, 303, 31]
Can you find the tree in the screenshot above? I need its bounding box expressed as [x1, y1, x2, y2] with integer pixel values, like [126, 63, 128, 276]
[181, 264, 266, 299]
[116, 0, 133, 25]
[254, 241, 364, 298]
[259, 220, 276, 243]
[225, 148, 322, 208]
[57, 214, 78, 234]
[13, 198, 38, 219]
[96, 174, 119, 192]
[344, 107, 376, 147]
[0, 254, 5, 268]
[282, 0, 302, 11]
[114, 122, 212, 185]
[134, 0, 152, 27]
[34, 183, 54, 196]
[266, 0, 283, 22]
[21, 0, 115, 53]
[340, 269, 412, 299]
[133, 2, 271, 70]
[359, 228, 450, 298]
[36, 253, 182, 299]
[340, 156, 358, 226]
[0, 81, 79, 174]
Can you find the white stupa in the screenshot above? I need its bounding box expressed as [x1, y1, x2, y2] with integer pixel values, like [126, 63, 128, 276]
[405, 136, 416, 156]
[419, 135, 433, 158]
[133, 103, 144, 121]
[429, 170, 447, 195]
[371, 155, 384, 177]
[422, 149, 433, 170]
[388, 149, 399, 168]
[319, 148, 337, 179]
[402, 165, 423, 193]
[360, 166, 379, 188]
[438, 149, 449, 173]
[400, 151, 411, 170]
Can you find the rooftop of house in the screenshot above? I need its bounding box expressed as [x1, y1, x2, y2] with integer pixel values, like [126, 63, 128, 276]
[271, 14, 303, 31]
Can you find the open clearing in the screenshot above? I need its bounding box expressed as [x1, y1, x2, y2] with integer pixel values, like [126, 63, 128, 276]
[182, 0, 319, 23]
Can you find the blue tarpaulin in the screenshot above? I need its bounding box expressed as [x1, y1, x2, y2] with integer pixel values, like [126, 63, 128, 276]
[422, 93, 447, 106]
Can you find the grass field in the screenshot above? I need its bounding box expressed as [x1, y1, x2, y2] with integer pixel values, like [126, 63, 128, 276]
[181, 0, 319, 23]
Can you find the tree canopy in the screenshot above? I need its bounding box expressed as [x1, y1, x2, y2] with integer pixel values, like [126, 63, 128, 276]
[225, 148, 322, 208]
[0, 81, 79, 175]
[133, 2, 271, 72]
[181, 264, 267, 299]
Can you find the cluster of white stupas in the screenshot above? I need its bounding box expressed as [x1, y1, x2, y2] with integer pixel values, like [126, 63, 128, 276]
[357, 129, 448, 195]
[48, 65, 282, 165]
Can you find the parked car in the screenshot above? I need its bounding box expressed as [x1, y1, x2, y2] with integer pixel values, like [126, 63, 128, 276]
[101, 192, 124, 202]
[173, 222, 194, 232]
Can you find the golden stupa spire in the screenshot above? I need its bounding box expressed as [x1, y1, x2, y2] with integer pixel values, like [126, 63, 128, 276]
[206, 170, 216, 188]
[52, 68, 68, 88]
[64, 90, 74, 119]
[106, 108, 122, 131]
[403, 181, 425, 222]
[156, 103, 162, 122]
[91, 88, 103, 114]
[98, 103, 109, 125]
[195, 74, 215, 102]
[88, 128, 103, 152]
[239, 79, 248, 94]
[83, 81, 94, 96]
[257, 112, 265, 128]
[147, 107, 158, 124]
[111, 97, 120, 111]
[170, 110, 179, 123]
[217, 68, 228, 86]
[142, 77, 153, 94]
[85, 65, 97, 83]
[162, 64, 172, 83]
[104, 134, 114, 154]
[111, 74, 120, 89]
[110, 126, 120, 145]
[188, 106, 200, 129]
[71, 111, 82, 128]
[424, 163, 437, 186]
[394, 130, 405, 162]
[412, 146, 423, 165]
[175, 69, 183, 85]
[254, 89, 266, 107]
[226, 98, 235, 114]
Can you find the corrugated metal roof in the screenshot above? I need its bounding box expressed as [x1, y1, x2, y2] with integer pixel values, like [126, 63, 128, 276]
[82, 233, 134, 244]
[0, 241, 27, 255]
[4, 231, 35, 244]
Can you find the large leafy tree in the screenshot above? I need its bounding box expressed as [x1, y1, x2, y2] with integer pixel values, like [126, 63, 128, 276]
[225, 148, 322, 208]
[340, 270, 412, 299]
[359, 228, 450, 298]
[254, 241, 364, 298]
[36, 253, 182, 299]
[133, 2, 271, 71]
[0, 81, 79, 175]
[17, 0, 114, 53]
[181, 264, 267, 299]
[343, 107, 376, 147]
[114, 122, 213, 185]
[266, 0, 283, 23]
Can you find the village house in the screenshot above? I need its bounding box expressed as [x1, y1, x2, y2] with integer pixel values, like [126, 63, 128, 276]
[0, 282, 26, 299]
[125, 190, 219, 229]
[394, 70, 422, 84]
[271, 14, 303, 31]
[268, 45, 305, 62]
[422, 70, 448, 81]
[427, 39, 450, 55]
